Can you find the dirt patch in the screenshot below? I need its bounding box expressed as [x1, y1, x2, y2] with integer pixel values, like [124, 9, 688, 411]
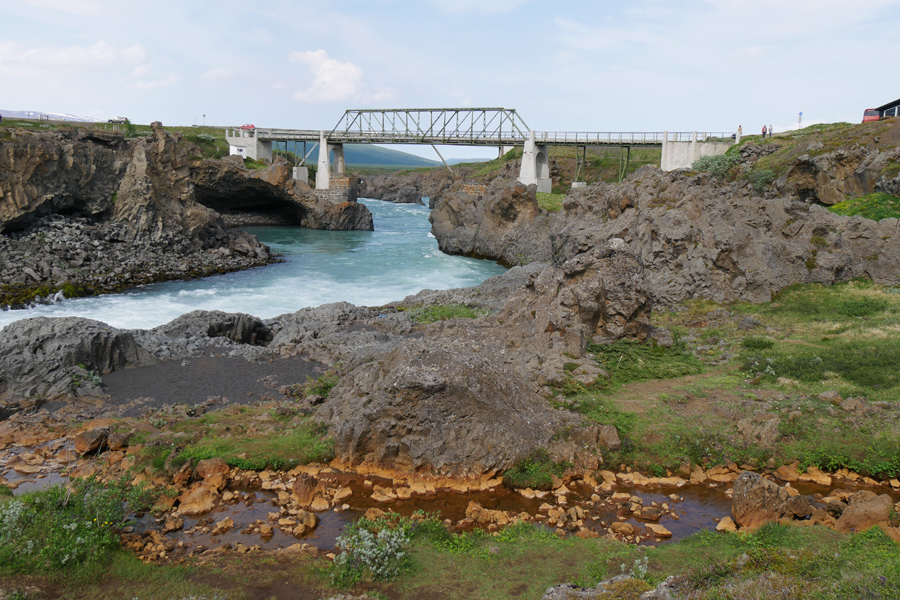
[101, 351, 325, 417]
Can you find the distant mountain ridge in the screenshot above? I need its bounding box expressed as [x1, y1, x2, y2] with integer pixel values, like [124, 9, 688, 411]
[275, 141, 441, 168]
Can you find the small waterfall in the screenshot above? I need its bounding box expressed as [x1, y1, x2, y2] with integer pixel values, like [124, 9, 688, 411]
[50, 290, 66, 304]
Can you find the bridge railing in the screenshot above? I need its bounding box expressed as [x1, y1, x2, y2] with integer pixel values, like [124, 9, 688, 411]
[254, 128, 740, 146]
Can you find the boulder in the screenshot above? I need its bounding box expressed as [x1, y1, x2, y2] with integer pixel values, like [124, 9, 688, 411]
[74, 427, 109, 454]
[177, 484, 218, 515]
[835, 491, 895, 533]
[732, 471, 811, 530]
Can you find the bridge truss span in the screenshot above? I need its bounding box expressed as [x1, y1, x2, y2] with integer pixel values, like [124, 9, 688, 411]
[329, 108, 531, 146]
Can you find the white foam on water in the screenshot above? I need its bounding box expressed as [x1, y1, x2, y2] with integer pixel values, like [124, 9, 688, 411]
[0, 199, 506, 330]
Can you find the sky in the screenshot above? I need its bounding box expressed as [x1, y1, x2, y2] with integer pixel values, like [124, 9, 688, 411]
[3, 0, 900, 160]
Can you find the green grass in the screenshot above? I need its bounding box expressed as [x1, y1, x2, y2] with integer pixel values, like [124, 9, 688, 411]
[399, 303, 488, 323]
[179, 419, 334, 470]
[741, 279, 897, 324]
[587, 339, 704, 392]
[328, 515, 900, 600]
[536, 192, 566, 212]
[742, 337, 900, 395]
[501, 449, 570, 490]
[0, 477, 158, 579]
[829, 192, 900, 221]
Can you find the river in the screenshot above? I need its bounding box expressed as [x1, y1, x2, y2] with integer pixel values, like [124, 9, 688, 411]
[0, 199, 507, 330]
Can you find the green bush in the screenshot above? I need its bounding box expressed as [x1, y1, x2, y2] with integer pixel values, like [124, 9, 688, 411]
[747, 169, 776, 192]
[331, 519, 411, 586]
[692, 154, 740, 179]
[741, 336, 774, 350]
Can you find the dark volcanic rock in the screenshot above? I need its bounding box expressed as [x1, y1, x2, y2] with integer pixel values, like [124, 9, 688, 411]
[430, 180, 550, 267]
[0, 123, 277, 306]
[320, 328, 581, 476]
[0, 317, 150, 400]
[359, 169, 462, 207]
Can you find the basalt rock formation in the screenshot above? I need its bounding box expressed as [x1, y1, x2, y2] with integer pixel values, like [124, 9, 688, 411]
[191, 155, 373, 230]
[430, 168, 900, 305]
[0, 123, 372, 307]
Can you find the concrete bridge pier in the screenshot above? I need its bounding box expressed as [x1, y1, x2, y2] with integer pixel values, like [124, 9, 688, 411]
[316, 131, 347, 190]
[660, 131, 735, 171]
[518, 131, 552, 193]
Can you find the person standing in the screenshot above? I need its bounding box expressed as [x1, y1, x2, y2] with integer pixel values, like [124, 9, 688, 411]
[738, 125, 742, 137]
[769, 124, 774, 138]
[762, 125, 767, 139]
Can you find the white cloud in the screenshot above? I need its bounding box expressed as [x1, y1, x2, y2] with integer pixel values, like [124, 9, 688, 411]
[132, 74, 179, 90]
[23, 0, 104, 15]
[290, 50, 363, 103]
[427, 0, 530, 14]
[0, 40, 145, 74]
[202, 68, 234, 82]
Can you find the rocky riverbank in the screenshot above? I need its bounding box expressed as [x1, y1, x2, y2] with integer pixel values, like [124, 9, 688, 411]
[0, 122, 373, 308]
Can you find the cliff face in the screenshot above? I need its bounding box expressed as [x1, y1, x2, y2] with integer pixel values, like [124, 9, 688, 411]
[358, 168, 464, 207]
[0, 123, 275, 305]
[0, 128, 128, 232]
[0, 123, 373, 306]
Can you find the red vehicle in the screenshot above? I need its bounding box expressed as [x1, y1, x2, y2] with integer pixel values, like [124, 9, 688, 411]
[862, 109, 881, 123]
[862, 98, 900, 122]
[240, 124, 255, 130]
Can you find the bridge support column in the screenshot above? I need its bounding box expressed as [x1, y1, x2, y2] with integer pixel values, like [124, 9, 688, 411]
[518, 131, 552, 193]
[316, 132, 346, 190]
[293, 166, 309, 184]
[317, 131, 330, 190]
[332, 143, 345, 175]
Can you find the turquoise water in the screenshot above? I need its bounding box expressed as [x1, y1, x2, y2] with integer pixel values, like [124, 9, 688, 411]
[0, 200, 506, 330]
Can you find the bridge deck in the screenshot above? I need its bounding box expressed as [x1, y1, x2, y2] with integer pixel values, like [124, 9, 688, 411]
[255, 128, 733, 147]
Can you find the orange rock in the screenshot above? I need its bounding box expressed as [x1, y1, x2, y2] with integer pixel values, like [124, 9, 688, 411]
[645, 523, 672, 538]
[716, 517, 737, 532]
[177, 484, 218, 516]
[773, 462, 800, 482]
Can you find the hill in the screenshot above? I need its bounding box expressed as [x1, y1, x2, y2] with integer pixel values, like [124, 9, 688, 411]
[274, 141, 440, 168]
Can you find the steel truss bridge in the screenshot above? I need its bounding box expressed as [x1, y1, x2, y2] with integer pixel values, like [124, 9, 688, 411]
[224, 108, 737, 188]
[253, 108, 733, 147]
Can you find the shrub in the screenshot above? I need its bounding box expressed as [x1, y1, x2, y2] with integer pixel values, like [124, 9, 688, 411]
[747, 168, 776, 192]
[331, 522, 410, 586]
[302, 372, 339, 398]
[692, 154, 740, 179]
[741, 336, 774, 350]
